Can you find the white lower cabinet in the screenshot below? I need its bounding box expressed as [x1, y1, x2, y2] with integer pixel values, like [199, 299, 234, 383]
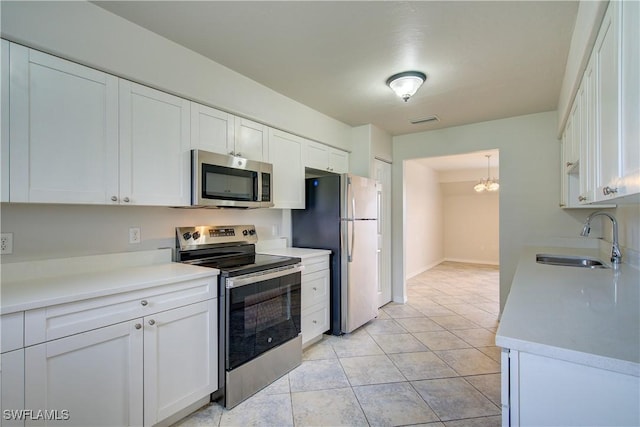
[1, 349, 25, 427]
[25, 320, 144, 427]
[143, 300, 217, 426]
[502, 349, 640, 426]
[19, 277, 217, 427]
[23, 299, 216, 427]
[300, 255, 330, 347]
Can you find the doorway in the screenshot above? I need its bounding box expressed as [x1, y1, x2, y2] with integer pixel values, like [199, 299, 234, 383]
[403, 149, 500, 312]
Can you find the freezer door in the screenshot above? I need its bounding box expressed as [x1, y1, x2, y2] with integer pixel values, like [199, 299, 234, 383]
[341, 219, 379, 333]
[343, 174, 378, 220]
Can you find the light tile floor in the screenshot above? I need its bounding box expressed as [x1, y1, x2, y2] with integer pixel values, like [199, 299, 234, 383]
[175, 261, 501, 427]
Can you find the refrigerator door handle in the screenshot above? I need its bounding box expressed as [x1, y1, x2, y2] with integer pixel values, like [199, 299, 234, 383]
[349, 217, 355, 262]
[346, 176, 354, 262]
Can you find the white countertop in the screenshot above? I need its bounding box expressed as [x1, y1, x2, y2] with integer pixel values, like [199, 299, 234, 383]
[496, 246, 640, 376]
[258, 247, 331, 259]
[1, 249, 218, 314]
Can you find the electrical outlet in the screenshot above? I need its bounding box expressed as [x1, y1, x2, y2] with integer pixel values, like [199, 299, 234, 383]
[1, 232, 13, 255]
[129, 227, 141, 244]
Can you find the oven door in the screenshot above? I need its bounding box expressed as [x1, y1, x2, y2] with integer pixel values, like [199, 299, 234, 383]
[225, 265, 302, 370]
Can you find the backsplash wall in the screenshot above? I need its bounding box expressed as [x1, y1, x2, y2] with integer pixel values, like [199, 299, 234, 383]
[0, 203, 290, 263]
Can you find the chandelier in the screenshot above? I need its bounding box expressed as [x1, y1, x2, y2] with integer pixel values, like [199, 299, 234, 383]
[474, 154, 499, 192]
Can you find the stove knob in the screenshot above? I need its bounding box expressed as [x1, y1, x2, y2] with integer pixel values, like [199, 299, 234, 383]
[192, 231, 201, 240]
[242, 229, 248, 236]
[249, 229, 256, 236]
[182, 232, 192, 240]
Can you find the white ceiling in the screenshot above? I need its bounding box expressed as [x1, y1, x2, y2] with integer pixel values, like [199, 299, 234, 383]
[93, 0, 578, 140]
[417, 149, 499, 172]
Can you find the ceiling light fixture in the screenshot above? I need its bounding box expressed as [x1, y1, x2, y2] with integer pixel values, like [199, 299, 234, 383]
[474, 154, 500, 192]
[386, 71, 426, 102]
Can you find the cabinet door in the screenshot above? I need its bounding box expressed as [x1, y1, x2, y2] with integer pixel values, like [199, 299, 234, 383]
[579, 57, 597, 203]
[268, 129, 304, 209]
[304, 141, 330, 171]
[594, 2, 621, 199]
[234, 117, 266, 161]
[1, 349, 25, 427]
[190, 102, 234, 155]
[619, 0, 640, 197]
[9, 44, 118, 204]
[1, 40, 9, 203]
[329, 148, 349, 174]
[25, 320, 144, 427]
[119, 80, 190, 206]
[143, 299, 217, 426]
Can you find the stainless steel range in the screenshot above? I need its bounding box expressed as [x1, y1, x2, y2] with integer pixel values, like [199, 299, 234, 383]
[176, 225, 302, 409]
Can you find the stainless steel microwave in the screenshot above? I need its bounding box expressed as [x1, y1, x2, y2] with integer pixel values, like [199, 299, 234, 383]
[191, 149, 273, 208]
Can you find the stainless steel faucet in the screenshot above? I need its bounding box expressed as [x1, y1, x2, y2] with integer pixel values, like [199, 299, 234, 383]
[580, 211, 622, 264]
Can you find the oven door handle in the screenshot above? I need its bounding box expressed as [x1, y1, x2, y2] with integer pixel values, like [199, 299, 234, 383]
[226, 264, 304, 288]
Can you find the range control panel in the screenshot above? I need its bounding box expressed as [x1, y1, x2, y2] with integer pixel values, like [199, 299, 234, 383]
[176, 225, 258, 251]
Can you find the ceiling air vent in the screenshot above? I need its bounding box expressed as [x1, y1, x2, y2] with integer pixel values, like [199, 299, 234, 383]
[409, 115, 439, 125]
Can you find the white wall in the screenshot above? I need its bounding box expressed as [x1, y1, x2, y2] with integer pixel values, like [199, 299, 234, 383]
[0, 1, 352, 150]
[350, 124, 393, 178]
[404, 160, 443, 279]
[392, 111, 610, 312]
[442, 181, 499, 265]
[0, 204, 289, 262]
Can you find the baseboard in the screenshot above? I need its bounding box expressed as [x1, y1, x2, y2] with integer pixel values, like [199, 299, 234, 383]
[444, 257, 499, 266]
[407, 258, 446, 279]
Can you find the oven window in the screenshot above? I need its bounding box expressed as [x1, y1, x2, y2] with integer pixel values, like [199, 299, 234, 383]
[202, 164, 258, 201]
[227, 272, 301, 370]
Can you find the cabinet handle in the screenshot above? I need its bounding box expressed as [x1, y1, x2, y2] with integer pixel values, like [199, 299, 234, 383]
[312, 320, 317, 324]
[123, 197, 130, 203]
[135, 323, 142, 330]
[140, 300, 148, 306]
[111, 196, 118, 202]
[566, 162, 574, 167]
[578, 196, 587, 202]
[602, 186, 618, 195]
[148, 319, 156, 326]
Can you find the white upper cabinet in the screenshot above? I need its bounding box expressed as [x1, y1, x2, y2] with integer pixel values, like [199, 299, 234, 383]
[1, 40, 9, 203]
[268, 128, 305, 209]
[594, 1, 620, 200]
[190, 104, 267, 162]
[579, 56, 597, 204]
[190, 102, 234, 155]
[618, 0, 640, 199]
[119, 80, 190, 206]
[304, 140, 349, 174]
[7, 43, 191, 207]
[8, 43, 119, 204]
[561, 0, 638, 206]
[234, 117, 268, 162]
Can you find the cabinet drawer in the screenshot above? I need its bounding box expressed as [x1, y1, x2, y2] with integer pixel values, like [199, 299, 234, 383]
[302, 303, 328, 345]
[25, 277, 216, 346]
[1, 312, 24, 353]
[302, 270, 329, 309]
[303, 256, 329, 275]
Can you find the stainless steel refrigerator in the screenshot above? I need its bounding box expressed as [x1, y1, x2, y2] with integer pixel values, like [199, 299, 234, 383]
[292, 174, 379, 335]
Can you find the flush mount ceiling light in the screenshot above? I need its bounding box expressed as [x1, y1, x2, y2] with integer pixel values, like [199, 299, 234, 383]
[474, 154, 500, 192]
[386, 71, 426, 102]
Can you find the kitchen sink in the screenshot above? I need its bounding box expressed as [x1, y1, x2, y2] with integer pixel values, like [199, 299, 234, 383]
[536, 254, 609, 269]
